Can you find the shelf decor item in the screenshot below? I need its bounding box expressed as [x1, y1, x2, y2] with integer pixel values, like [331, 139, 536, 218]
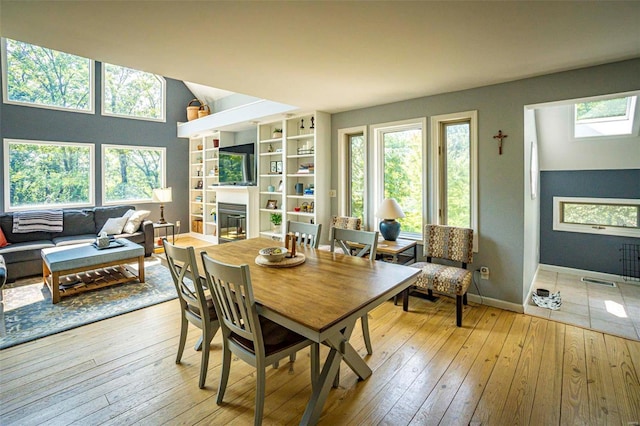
[270, 213, 282, 233]
[152, 187, 173, 224]
[186, 99, 203, 121]
[272, 128, 282, 138]
[376, 198, 405, 241]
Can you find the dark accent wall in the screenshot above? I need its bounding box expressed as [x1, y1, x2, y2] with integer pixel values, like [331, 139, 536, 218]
[0, 61, 194, 230]
[539, 169, 640, 275]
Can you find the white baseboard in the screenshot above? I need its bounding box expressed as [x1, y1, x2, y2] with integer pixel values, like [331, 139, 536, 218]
[467, 293, 524, 314]
[538, 263, 632, 284]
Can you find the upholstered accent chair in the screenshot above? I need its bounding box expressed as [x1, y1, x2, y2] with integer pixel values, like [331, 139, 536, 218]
[331, 215, 361, 231]
[409, 224, 474, 327]
[286, 220, 322, 248]
[163, 239, 220, 389]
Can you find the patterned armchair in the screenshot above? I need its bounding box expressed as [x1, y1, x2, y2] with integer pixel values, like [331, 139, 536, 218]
[409, 224, 474, 327]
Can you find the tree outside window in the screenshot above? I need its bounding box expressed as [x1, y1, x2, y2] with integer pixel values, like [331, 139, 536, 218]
[102, 63, 165, 121]
[5, 140, 94, 210]
[102, 145, 165, 204]
[349, 134, 365, 221]
[2, 38, 93, 112]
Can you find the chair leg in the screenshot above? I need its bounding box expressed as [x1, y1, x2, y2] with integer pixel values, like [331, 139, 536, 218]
[361, 315, 373, 355]
[176, 316, 188, 363]
[456, 295, 463, 327]
[254, 367, 266, 426]
[194, 335, 203, 351]
[217, 345, 231, 404]
[290, 353, 297, 363]
[463, 292, 468, 305]
[199, 331, 210, 389]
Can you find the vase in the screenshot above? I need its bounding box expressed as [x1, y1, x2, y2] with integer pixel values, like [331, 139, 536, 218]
[272, 224, 281, 234]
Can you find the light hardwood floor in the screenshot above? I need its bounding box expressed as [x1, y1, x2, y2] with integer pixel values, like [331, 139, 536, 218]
[1, 238, 639, 425]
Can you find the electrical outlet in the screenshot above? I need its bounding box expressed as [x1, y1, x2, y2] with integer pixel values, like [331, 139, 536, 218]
[480, 266, 490, 280]
[329, 189, 337, 197]
[176, 220, 181, 228]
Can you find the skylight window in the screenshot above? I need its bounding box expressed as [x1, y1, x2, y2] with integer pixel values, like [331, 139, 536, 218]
[574, 95, 637, 138]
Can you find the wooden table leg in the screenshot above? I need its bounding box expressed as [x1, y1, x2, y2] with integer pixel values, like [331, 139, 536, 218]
[51, 271, 60, 304]
[137, 256, 145, 282]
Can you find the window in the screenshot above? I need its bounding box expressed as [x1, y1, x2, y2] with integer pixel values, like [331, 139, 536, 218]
[338, 126, 367, 221]
[553, 197, 640, 238]
[2, 38, 94, 113]
[373, 119, 425, 238]
[574, 94, 638, 138]
[102, 145, 166, 204]
[102, 63, 166, 122]
[431, 111, 478, 251]
[4, 139, 94, 210]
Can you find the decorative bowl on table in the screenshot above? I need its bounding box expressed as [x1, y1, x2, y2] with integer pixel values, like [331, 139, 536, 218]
[259, 247, 288, 262]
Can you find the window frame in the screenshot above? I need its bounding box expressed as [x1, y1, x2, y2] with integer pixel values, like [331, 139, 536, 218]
[101, 144, 167, 205]
[3, 138, 95, 211]
[1, 38, 95, 114]
[553, 196, 640, 238]
[430, 110, 478, 251]
[338, 125, 368, 223]
[101, 63, 167, 122]
[372, 118, 426, 240]
[572, 91, 640, 140]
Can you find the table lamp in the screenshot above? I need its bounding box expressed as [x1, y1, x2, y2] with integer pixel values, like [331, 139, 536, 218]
[376, 198, 405, 241]
[152, 187, 172, 224]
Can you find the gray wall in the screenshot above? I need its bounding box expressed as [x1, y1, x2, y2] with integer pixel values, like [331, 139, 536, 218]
[539, 169, 640, 275]
[0, 61, 195, 232]
[331, 58, 640, 306]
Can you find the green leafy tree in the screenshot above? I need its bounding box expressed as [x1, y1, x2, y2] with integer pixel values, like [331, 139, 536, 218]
[103, 64, 164, 119]
[103, 147, 163, 201]
[350, 135, 365, 220]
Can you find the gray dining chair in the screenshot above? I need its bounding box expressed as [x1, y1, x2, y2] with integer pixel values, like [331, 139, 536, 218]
[329, 227, 379, 355]
[200, 252, 319, 426]
[286, 220, 322, 248]
[163, 239, 220, 389]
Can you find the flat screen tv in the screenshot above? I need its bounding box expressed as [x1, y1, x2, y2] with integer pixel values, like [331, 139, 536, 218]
[218, 143, 256, 186]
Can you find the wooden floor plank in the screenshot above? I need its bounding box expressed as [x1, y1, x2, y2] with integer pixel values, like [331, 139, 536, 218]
[604, 333, 640, 423]
[560, 325, 589, 425]
[584, 328, 622, 425]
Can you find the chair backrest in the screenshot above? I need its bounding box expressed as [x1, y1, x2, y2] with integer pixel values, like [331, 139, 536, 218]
[330, 227, 379, 260]
[331, 215, 361, 230]
[163, 239, 213, 324]
[423, 224, 474, 265]
[200, 252, 265, 355]
[287, 220, 322, 248]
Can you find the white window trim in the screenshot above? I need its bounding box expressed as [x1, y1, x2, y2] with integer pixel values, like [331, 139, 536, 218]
[553, 196, 640, 238]
[337, 125, 367, 222]
[101, 63, 167, 123]
[3, 138, 95, 211]
[1, 38, 95, 115]
[101, 144, 167, 205]
[430, 110, 479, 252]
[371, 117, 426, 239]
[570, 90, 640, 141]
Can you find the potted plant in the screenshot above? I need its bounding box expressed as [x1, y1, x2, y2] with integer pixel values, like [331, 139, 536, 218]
[272, 128, 283, 138]
[270, 213, 282, 233]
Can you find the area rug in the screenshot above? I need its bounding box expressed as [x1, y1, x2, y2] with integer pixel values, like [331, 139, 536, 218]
[0, 259, 176, 349]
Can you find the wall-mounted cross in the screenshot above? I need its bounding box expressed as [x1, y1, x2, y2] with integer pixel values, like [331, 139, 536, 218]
[493, 130, 508, 155]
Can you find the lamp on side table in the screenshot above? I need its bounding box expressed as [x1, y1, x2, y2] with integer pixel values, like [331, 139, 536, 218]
[152, 187, 173, 224]
[376, 198, 405, 241]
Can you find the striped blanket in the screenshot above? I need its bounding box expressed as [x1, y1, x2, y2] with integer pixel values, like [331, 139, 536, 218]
[12, 210, 64, 233]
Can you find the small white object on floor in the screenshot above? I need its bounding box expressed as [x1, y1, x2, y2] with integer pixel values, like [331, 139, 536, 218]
[532, 291, 562, 310]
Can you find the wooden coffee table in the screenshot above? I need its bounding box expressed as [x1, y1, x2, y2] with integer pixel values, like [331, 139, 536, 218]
[42, 239, 145, 303]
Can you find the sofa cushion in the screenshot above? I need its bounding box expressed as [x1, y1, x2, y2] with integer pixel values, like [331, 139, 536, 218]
[0, 240, 55, 263]
[51, 210, 95, 238]
[94, 205, 136, 234]
[122, 210, 150, 234]
[99, 217, 129, 235]
[52, 235, 96, 246]
[0, 213, 51, 244]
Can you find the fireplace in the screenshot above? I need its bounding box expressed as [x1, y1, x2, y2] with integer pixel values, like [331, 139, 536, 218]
[218, 202, 246, 243]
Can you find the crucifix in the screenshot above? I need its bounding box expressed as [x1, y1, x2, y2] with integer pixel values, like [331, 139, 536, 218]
[493, 130, 508, 155]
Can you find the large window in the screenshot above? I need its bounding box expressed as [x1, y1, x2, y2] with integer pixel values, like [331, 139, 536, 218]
[574, 94, 638, 138]
[553, 197, 640, 238]
[102, 63, 166, 122]
[338, 127, 367, 222]
[431, 111, 478, 250]
[373, 119, 425, 238]
[2, 38, 94, 113]
[102, 145, 166, 204]
[4, 139, 94, 210]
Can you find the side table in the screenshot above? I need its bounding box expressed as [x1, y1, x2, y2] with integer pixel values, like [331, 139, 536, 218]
[153, 222, 175, 248]
[375, 238, 418, 265]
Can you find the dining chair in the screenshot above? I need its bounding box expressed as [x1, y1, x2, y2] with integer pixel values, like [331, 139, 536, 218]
[408, 224, 474, 327]
[163, 239, 220, 389]
[286, 220, 322, 248]
[329, 227, 379, 355]
[200, 252, 319, 426]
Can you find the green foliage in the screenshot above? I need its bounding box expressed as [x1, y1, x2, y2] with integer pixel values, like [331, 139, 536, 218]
[5, 38, 91, 110]
[9, 142, 91, 207]
[270, 213, 282, 225]
[564, 203, 637, 228]
[219, 154, 245, 183]
[444, 123, 471, 228]
[576, 97, 629, 121]
[349, 135, 365, 220]
[103, 64, 164, 120]
[103, 147, 163, 202]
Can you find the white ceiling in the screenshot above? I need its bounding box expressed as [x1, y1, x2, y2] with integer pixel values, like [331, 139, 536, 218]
[1, 1, 639, 114]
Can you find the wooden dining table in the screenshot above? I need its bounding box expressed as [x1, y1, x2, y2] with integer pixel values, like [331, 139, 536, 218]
[197, 237, 419, 425]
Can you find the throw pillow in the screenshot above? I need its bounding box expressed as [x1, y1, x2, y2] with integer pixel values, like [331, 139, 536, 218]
[99, 217, 128, 235]
[122, 210, 150, 234]
[0, 227, 9, 247]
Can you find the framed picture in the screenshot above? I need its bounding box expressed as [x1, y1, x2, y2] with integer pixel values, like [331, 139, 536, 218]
[277, 180, 283, 192]
[276, 161, 283, 174]
[265, 199, 278, 209]
[270, 161, 277, 173]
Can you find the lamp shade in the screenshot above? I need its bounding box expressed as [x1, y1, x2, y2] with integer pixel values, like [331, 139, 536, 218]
[152, 187, 173, 203]
[376, 198, 405, 220]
